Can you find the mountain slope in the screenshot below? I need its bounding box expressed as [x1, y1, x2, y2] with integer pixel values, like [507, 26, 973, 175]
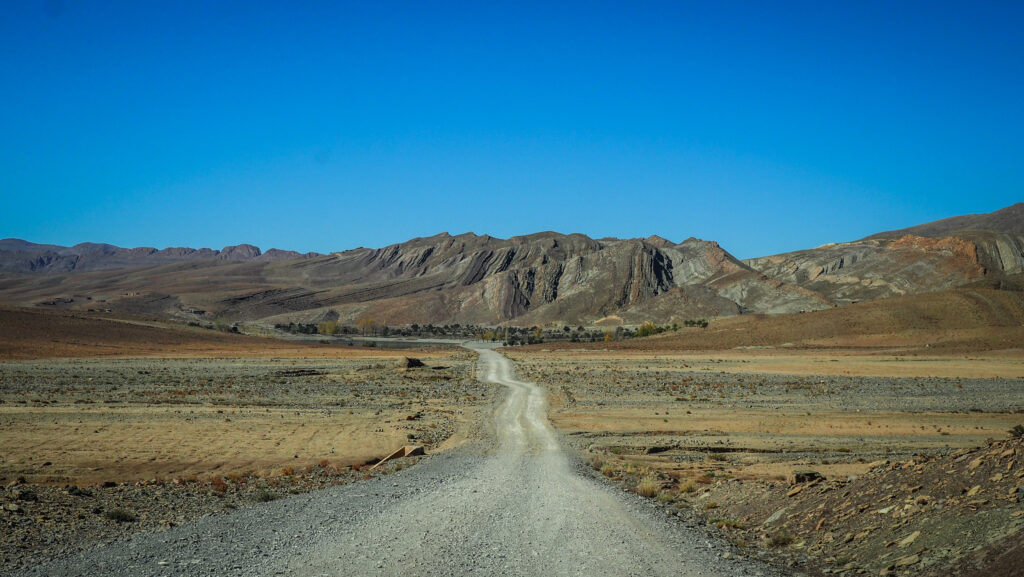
[745, 204, 1024, 303]
[1, 203, 1020, 326]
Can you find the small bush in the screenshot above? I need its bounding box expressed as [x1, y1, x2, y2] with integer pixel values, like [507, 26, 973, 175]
[280, 466, 295, 476]
[1010, 424, 1024, 438]
[104, 509, 137, 523]
[210, 477, 228, 492]
[601, 464, 617, 477]
[255, 490, 277, 502]
[678, 479, 697, 493]
[635, 477, 661, 498]
[768, 528, 794, 547]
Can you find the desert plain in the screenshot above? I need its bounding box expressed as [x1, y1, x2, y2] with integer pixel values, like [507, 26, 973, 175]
[1, 305, 1022, 576]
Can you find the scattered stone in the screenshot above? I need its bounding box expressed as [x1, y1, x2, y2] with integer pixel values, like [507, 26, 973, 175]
[898, 530, 920, 548]
[895, 553, 920, 567]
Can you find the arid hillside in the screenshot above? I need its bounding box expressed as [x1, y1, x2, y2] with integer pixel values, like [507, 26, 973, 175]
[0, 306, 374, 359]
[535, 288, 1024, 354]
[0, 204, 1021, 326]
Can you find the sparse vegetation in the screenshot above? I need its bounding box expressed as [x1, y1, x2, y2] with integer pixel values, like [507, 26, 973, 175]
[767, 528, 794, 547]
[255, 490, 278, 503]
[103, 508, 137, 523]
[634, 476, 661, 498]
[1010, 424, 1024, 438]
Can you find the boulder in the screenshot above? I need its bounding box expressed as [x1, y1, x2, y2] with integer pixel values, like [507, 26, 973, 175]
[789, 470, 825, 485]
[403, 357, 426, 369]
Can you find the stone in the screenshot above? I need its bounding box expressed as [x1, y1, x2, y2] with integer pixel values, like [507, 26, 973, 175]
[966, 485, 982, 497]
[402, 357, 426, 369]
[898, 530, 920, 548]
[763, 508, 787, 524]
[790, 470, 825, 485]
[895, 554, 920, 567]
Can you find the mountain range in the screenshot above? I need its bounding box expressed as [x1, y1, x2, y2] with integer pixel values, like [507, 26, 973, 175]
[1, 203, 1021, 326]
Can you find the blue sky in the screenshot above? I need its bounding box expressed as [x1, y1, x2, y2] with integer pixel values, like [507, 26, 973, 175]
[2, 1, 1021, 258]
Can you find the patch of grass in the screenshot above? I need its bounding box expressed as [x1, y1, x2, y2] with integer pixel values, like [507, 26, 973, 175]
[635, 477, 661, 498]
[280, 466, 295, 476]
[703, 502, 719, 510]
[104, 508, 137, 523]
[600, 464, 617, 477]
[678, 479, 697, 493]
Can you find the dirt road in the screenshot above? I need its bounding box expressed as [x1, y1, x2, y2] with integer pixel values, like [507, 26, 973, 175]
[25, 344, 785, 577]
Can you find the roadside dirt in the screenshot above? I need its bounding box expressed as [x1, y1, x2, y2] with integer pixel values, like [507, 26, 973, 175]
[505, 349, 1024, 576]
[0, 351, 494, 574]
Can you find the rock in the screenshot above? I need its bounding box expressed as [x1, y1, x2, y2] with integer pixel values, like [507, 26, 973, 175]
[966, 485, 982, 497]
[898, 530, 920, 548]
[3, 503, 19, 512]
[403, 357, 426, 369]
[786, 485, 804, 497]
[895, 553, 920, 567]
[763, 508, 787, 524]
[968, 457, 984, 471]
[790, 470, 825, 485]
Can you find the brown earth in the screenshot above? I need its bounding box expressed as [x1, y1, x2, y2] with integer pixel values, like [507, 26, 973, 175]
[0, 306, 406, 359]
[523, 288, 1024, 355]
[505, 340, 1024, 577]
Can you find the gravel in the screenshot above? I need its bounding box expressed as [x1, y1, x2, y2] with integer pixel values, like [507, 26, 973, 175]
[18, 344, 793, 577]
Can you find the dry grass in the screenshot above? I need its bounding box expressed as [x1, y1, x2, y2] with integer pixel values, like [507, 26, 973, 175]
[634, 477, 661, 498]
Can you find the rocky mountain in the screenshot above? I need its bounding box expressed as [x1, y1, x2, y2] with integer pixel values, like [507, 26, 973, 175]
[0, 240, 320, 273]
[0, 204, 1020, 326]
[745, 204, 1024, 304]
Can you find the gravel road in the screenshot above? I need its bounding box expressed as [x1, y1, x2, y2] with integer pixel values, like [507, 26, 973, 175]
[24, 344, 789, 577]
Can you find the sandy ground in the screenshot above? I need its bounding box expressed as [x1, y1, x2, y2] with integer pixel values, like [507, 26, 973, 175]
[0, 353, 492, 485]
[505, 349, 1024, 482]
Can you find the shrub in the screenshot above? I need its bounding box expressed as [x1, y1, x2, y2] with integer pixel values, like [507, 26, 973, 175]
[210, 477, 228, 492]
[104, 509, 137, 523]
[768, 528, 794, 547]
[280, 466, 295, 476]
[635, 477, 661, 498]
[1010, 424, 1024, 438]
[678, 479, 697, 493]
[255, 490, 277, 502]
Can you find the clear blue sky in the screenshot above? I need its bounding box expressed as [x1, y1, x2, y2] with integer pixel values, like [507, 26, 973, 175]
[2, 1, 1022, 258]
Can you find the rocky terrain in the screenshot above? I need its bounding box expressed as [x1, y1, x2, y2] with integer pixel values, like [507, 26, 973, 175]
[507, 349, 1024, 577]
[0, 347, 494, 575]
[0, 239, 319, 273]
[1, 203, 1021, 327]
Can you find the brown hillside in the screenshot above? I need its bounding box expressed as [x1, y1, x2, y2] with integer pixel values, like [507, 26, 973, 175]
[0, 307, 385, 359]
[544, 289, 1024, 353]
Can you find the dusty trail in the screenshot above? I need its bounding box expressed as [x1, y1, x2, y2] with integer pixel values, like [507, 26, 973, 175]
[25, 344, 785, 577]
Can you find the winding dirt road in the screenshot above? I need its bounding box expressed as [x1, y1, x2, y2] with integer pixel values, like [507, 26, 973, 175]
[28, 344, 784, 577]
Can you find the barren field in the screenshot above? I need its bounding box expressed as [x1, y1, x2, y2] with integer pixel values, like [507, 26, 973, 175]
[0, 349, 493, 573]
[504, 348, 1024, 576]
